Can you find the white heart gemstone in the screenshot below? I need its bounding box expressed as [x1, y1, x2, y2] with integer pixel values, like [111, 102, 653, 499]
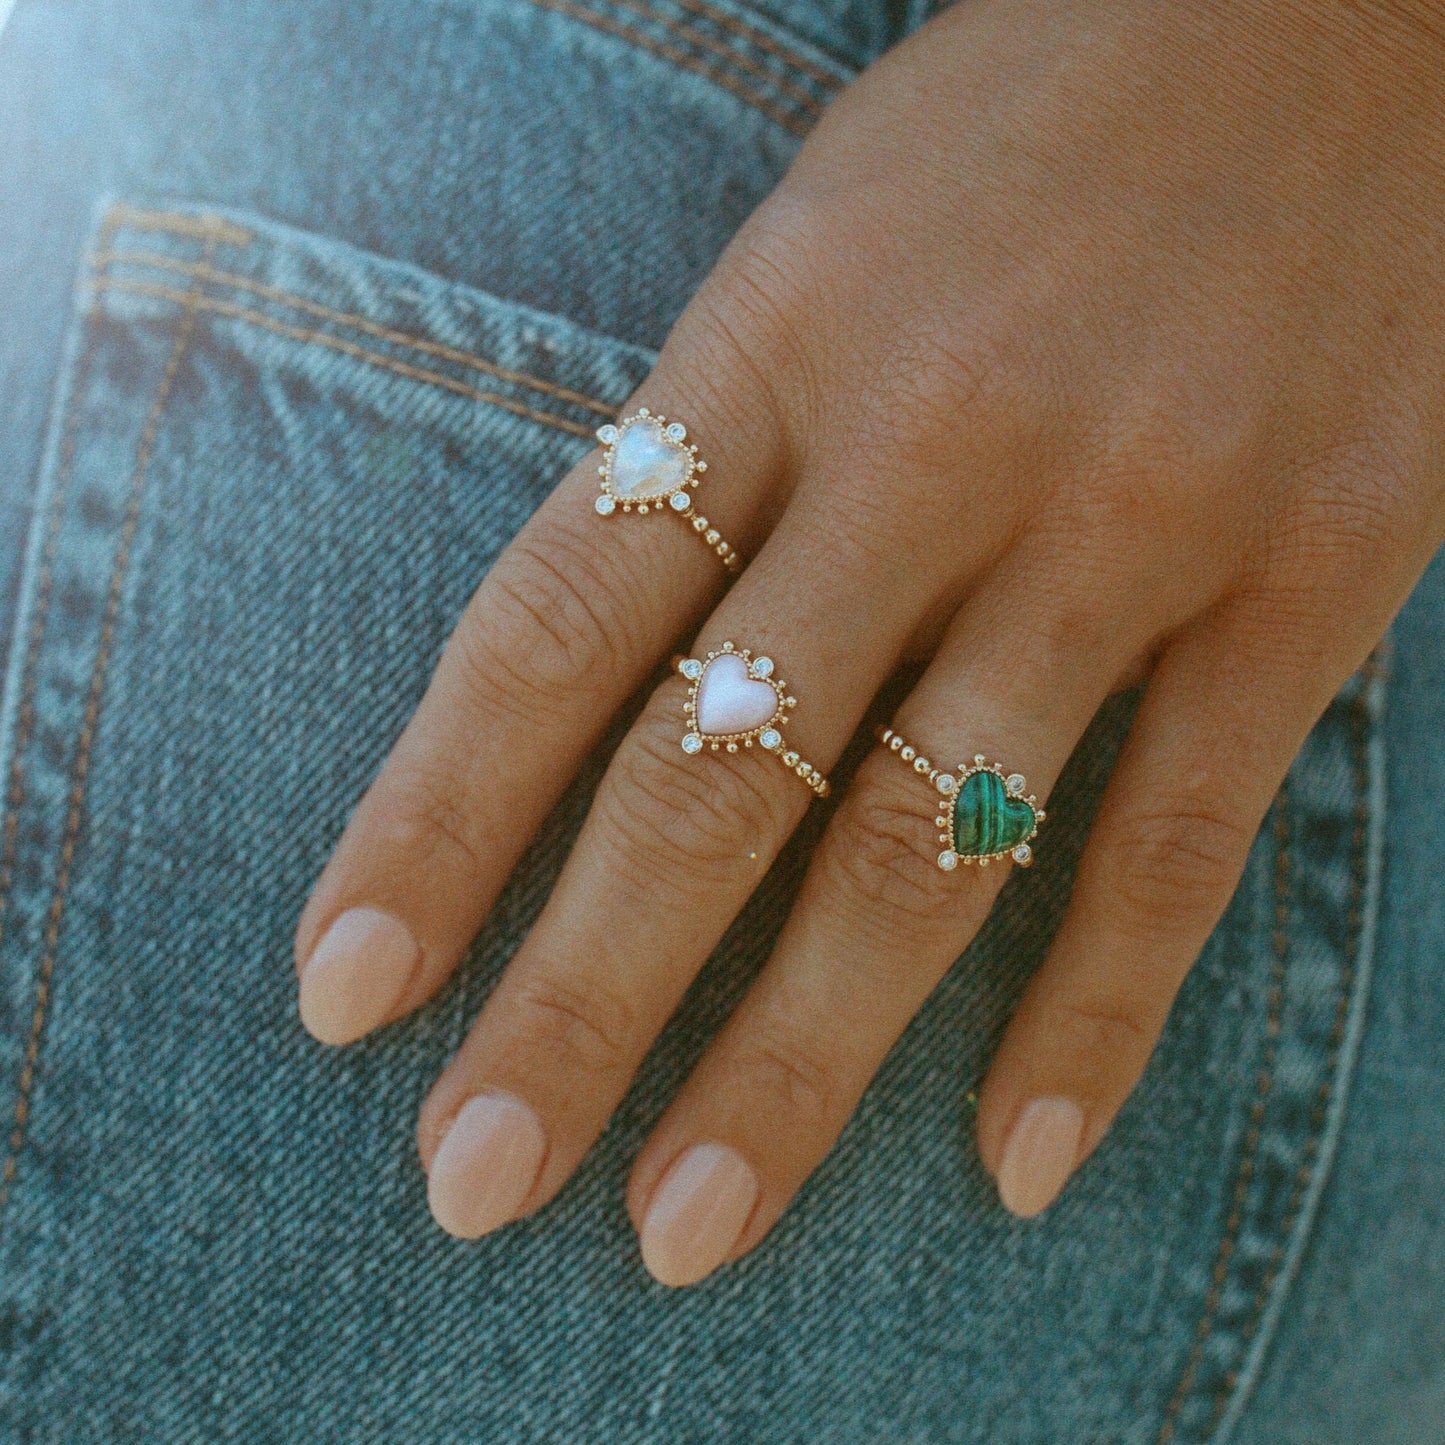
[695, 653, 778, 736]
[609, 418, 692, 501]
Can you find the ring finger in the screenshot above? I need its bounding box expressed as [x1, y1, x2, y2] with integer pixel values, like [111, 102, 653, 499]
[624, 556, 1159, 1284]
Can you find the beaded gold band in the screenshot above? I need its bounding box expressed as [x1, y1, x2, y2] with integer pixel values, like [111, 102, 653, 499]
[676, 643, 830, 797]
[593, 409, 741, 572]
[878, 725, 1043, 869]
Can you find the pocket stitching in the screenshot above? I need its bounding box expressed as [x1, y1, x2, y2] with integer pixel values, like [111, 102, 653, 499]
[92, 247, 617, 420]
[92, 277, 603, 441]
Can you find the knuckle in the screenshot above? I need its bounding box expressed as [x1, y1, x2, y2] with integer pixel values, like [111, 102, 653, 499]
[1110, 798, 1253, 927]
[681, 206, 826, 429]
[825, 771, 961, 931]
[727, 1020, 837, 1125]
[509, 972, 639, 1079]
[1053, 991, 1157, 1058]
[368, 760, 490, 886]
[600, 706, 795, 880]
[456, 520, 636, 722]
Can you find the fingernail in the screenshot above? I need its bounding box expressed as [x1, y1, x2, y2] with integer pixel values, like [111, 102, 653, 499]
[996, 1096, 1084, 1219]
[297, 907, 420, 1045]
[640, 1142, 759, 1287]
[427, 1092, 547, 1239]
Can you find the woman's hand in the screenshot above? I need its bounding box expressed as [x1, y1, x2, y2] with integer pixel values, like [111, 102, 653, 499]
[294, 0, 1445, 1284]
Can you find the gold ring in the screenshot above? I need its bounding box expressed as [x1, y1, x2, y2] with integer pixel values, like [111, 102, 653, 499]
[592, 409, 741, 572]
[877, 725, 1043, 869]
[677, 643, 829, 797]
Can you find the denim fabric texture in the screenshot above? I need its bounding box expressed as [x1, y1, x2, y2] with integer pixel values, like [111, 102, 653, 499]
[0, 2, 1442, 1442]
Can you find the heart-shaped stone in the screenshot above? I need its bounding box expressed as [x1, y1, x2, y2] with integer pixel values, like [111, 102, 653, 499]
[609, 418, 692, 501]
[952, 770, 1036, 857]
[695, 653, 779, 736]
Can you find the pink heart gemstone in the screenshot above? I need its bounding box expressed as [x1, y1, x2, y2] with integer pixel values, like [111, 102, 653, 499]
[695, 654, 778, 736]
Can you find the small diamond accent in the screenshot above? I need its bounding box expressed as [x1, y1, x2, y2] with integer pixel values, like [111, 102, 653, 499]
[938, 850, 959, 871]
[1006, 773, 1026, 795]
[669, 490, 691, 511]
[665, 422, 687, 441]
[679, 658, 703, 680]
[594, 494, 616, 515]
[750, 656, 774, 678]
[681, 733, 703, 754]
[596, 424, 619, 444]
[1012, 843, 1032, 865]
[934, 773, 956, 794]
[759, 727, 782, 750]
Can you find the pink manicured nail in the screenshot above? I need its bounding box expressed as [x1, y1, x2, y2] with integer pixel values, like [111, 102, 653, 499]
[640, 1142, 759, 1287]
[996, 1096, 1084, 1218]
[297, 907, 420, 1046]
[427, 1092, 547, 1239]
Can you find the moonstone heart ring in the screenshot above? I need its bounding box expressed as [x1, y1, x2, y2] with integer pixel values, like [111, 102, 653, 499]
[676, 643, 830, 797]
[593, 409, 741, 572]
[878, 725, 1044, 870]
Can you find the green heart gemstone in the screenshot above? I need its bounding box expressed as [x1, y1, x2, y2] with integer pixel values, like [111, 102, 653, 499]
[952, 770, 1036, 857]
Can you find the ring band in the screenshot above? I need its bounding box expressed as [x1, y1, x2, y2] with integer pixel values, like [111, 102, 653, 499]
[676, 643, 830, 797]
[593, 409, 741, 572]
[877, 725, 1044, 869]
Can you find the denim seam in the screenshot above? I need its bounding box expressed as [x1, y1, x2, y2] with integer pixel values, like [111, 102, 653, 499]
[1152, 657, 1385, 1444]
[671, 0, 846, 87]
[0, 236, 215, 1228]
[0, 225, 119, 1222]
[91, 247, 616, 418]
[1211, 660, 1389, 1442]
[91, 278, 600, 440]
[1153, 784, 1293, 1445]
[520, 0, 812, 136]
[603, 0, 826, 114]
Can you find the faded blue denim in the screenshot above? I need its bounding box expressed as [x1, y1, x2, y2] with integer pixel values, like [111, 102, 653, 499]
[0, 1, 1442, 1441]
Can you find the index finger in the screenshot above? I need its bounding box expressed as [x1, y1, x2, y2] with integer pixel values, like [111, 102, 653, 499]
[294, 356, 785, 1045]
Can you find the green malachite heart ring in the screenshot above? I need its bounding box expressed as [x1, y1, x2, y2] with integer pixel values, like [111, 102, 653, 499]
[877, 725, 1044, 870]
[592, 409, 741, 572]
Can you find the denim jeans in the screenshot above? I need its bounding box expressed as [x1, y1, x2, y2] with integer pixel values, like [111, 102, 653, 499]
[0, 1, 1442, 1441]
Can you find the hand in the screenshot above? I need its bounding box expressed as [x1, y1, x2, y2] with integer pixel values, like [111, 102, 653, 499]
[294, 0, 1445, 1284]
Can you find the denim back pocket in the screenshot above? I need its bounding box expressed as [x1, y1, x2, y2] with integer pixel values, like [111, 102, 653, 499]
[0, 198, 663, 1433]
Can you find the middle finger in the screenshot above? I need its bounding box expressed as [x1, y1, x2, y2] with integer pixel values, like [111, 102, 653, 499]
[417, 501, 936, 1238]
